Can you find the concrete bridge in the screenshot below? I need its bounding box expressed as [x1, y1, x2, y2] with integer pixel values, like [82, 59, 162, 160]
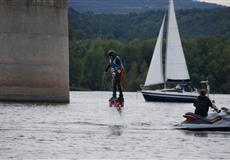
[0, 0, 69, 103]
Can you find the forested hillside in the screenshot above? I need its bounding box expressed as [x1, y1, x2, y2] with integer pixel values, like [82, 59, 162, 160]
[69, 35, 230, 93]
[69, 8, 230, 41]
[68, 0, 222, 14]
[68, 7, 230, 93]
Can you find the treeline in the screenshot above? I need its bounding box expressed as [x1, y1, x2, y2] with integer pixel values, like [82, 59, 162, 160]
[69, 34, 230, 93]
[68, 7, 230, 41]
[68, 0, 221, 14]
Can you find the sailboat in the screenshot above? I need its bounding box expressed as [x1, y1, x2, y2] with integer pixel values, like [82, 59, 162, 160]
[141, 0, 197, 103]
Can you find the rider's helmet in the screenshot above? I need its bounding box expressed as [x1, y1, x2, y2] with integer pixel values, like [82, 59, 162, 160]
[107, 50, 116, 57]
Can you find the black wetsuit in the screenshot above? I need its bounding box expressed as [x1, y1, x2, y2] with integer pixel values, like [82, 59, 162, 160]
[193, 96, 213, 117]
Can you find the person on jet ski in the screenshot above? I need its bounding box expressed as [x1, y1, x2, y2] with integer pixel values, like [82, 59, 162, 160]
[193, 89, 213, 117]
[104, 50, 125, 104]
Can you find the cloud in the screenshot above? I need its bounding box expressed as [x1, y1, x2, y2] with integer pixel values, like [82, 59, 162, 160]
[196, 0, 230, 6]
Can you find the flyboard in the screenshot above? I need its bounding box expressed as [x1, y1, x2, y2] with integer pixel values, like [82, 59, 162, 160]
[109, 98, 124, 114]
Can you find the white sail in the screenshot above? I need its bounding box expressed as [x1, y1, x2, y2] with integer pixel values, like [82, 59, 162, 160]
[165, 0, 190, 81]
[144, 16, 165, 86]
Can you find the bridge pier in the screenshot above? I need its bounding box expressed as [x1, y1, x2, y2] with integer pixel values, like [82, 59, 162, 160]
[0, 0, 69, 103]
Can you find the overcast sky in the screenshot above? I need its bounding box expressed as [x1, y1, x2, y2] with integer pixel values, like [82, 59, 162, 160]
[197, 0, 230, 6]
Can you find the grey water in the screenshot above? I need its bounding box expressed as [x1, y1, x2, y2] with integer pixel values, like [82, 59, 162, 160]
[0, 92, 230, 159]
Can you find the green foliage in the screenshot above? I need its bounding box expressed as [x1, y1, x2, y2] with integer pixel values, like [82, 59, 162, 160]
[68, 0, 221, 14]
[184, 37, 230, 93]
[69, 8, 230, 41]
[69, 33, 230, 93]
[68, 8, 230, 93]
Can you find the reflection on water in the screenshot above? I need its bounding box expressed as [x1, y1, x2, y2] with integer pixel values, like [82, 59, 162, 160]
[181, 130, 209, 137]
[0, 92, 230, 159]
[181, 130, 230, 138]
[108, 125, 124, 136]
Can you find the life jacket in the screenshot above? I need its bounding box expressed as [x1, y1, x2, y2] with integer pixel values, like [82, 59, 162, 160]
[110, 56, 124, 73]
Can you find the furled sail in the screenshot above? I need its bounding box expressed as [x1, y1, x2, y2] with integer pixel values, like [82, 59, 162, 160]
[144, 16, 165, 86]
[165, 0, 190, 81]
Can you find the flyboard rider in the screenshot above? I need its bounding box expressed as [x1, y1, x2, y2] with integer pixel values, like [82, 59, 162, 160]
[104, 50, 125, 106]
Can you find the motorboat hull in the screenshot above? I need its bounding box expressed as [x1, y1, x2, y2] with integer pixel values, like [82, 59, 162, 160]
[142, 90, 197, 103]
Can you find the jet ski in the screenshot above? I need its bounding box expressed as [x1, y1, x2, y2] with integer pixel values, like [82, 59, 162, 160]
[179, 107, 230, 131]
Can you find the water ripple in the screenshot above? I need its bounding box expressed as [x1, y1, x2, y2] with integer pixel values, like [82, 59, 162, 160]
[0, 92, 229, 160]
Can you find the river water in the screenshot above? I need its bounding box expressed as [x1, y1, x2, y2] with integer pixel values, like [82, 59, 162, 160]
[0, 92, 230, 159]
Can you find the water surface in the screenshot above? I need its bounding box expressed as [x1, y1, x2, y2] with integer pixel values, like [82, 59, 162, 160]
[0, 92, 230, 159]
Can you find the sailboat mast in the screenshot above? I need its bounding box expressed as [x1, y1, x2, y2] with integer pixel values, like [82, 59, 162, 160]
[164, 0, 171, 89]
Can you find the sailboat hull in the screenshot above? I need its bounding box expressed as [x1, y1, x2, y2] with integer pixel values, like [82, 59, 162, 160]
[142, 90, 197, 103]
